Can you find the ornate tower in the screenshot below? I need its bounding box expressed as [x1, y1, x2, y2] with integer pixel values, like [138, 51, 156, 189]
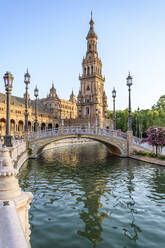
[77, 12, 108, 122]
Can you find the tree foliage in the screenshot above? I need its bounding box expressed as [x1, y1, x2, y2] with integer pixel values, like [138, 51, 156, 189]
[107, 95, 165, 137]
[152, 95, 165, 111]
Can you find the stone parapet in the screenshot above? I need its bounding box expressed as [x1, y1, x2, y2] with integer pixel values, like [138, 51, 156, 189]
[0, 146, 33, 246]
[0, 200, 29, 248]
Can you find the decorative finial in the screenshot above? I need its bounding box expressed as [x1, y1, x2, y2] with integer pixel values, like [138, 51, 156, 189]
[52, 81, 54, 88]
[89, 11, 94, 25]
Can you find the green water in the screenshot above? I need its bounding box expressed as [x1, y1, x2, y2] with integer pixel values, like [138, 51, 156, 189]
[18, 143, 165, 248]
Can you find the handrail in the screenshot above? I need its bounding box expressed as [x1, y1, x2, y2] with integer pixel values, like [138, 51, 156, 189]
[28, 127, 127, 142]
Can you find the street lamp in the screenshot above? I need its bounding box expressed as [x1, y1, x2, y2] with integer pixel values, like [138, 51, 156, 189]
[3, 71, 14, 147]
[126, 72, 133, 131]
[24, 69, 30, 132]
[34, 86, 39, 132]
[112, 87, 116, 130]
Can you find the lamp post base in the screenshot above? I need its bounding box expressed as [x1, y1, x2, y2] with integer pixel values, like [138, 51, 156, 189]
[3, 135, 13, 147]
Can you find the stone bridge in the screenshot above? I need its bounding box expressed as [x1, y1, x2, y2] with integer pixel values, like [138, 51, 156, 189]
[27, 127, 152, 158]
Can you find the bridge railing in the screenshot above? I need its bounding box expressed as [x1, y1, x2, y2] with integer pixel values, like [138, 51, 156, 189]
[133, 136, 142, 145]
[0, 138, 27, 163]
[133, 136, 153, 151]
[28, 126, 127, 142]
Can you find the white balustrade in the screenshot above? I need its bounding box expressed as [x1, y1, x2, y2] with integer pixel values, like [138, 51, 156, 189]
[28, 127, 128, 142]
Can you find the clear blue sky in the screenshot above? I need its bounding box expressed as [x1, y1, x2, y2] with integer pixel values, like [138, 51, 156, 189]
[0, 0, 165, 111]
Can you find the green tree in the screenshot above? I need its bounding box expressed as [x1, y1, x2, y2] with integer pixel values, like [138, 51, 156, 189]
[107, 94, 165, 137]
[152, 95, 165, 111]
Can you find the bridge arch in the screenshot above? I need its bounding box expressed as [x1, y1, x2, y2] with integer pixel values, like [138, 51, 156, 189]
[29, 134, 127, 158]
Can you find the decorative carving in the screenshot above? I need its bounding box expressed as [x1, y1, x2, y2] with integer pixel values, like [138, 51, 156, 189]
[3, 201, 9, 206]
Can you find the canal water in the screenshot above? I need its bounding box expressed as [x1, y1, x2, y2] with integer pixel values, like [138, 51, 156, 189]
[18, 143, 165, 248]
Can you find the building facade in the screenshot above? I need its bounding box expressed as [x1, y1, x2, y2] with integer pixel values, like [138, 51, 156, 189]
[0, 84, 77, 136]
[0, 14, 111, 136]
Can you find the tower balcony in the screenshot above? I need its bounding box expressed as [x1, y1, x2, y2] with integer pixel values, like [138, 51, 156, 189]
[79, 72, 105, 81]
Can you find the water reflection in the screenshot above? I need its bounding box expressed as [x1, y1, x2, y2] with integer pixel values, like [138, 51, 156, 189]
[124, 159, 142, 242]
[18, 143, 165, 248]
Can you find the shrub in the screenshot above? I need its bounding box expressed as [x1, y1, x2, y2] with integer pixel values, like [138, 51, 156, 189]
[133, 150, 148, 156]
[134, 149, 165, 160]
[149, 152, 157, 158]
[158, 154, 165, 160]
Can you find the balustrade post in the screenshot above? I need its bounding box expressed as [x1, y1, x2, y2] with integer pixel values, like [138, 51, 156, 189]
[127, 131, 133, 156]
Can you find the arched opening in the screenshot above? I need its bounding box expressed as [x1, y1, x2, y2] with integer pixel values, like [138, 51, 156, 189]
[87, 85, 90, 91]
[18, 120, 24, 133]
[28, 121, 32, 132]
[91, 66, 93, 74]
[0, 118, 6, 136]
[35, 135, 123, 157]
[48, 123, 52, 130]
[86, 107, 90, 115]
[84, 68, 86, 75]
[87, 67, 90, 76]
[41, 123, 46, 130]
[55, 123, 59, 129]
[10, 119, 15, 134]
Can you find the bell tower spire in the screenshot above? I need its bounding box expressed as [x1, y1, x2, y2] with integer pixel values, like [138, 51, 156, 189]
[77, 13, 108, 122]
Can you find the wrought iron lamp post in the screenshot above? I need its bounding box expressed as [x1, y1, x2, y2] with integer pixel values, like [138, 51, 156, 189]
[24, 69, 30, 132]
[3, 72, 14, 147]
[112, 87, 116, 130]
[126, 72, 133, 131]
[34, 86, 39, 132]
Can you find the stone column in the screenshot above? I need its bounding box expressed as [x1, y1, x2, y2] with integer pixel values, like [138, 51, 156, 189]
[127, 131, 133, 156]
[0, 146, 33, 245]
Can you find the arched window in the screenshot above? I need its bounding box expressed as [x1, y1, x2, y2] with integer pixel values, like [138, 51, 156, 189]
[84, 67, 86, 75]
[87, 67, 90, 75]
[91, 66, 93, 74]
[87, 85, 90, 91]
[89, 44, 91, 50]
[86, 107, 90, 115]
